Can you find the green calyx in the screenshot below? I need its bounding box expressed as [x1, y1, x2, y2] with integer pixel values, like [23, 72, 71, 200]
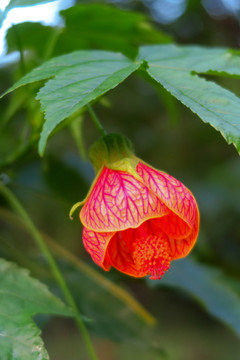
[89, 133, 136, 173]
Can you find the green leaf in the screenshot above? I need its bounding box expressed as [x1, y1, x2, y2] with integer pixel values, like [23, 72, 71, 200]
[5, 4, 171, 60]
[0, 10, 4, 25]
[58, 4, 172, 58]
[6, 22, 56, 58]
[139, 44, 240, 153]
[0, 258, 73, 360]
[148, 258, 240, 337]
[1, 50, 139, 155]
[5, 0, 57, 11]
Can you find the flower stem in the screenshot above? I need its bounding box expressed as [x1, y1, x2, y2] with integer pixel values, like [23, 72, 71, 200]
[87, 104, 106, 136]
[0, 184, 98, 360]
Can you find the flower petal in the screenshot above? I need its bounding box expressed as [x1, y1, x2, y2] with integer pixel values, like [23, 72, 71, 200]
[106, 230, 146, 277]
[137, 162, 198, 227]
[167, 208, 200, 260]
[82, 227, 115, 269]
[149, 211, 191, 239]
[80, 166, 169, 231]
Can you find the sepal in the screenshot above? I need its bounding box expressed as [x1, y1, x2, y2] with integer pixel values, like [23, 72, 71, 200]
[89, 133, 135, 173]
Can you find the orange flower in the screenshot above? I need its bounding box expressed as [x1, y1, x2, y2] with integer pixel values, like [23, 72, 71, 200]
[71, 134, 199, 280]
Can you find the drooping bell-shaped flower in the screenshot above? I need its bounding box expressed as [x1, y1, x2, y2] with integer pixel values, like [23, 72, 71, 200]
[70, 134, 199, 280]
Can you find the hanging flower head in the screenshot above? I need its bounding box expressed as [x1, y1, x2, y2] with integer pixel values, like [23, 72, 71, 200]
[70, 134, 199, 280]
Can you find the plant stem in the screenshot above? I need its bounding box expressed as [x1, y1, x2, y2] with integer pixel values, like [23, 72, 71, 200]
[87, 104, 106, 136]
[70, 116, 87, 160]
[12, 24, 26, 75]
[0, 184, 98, 360]
[0, 206, 156, 326]
[43, 28, 62, 61]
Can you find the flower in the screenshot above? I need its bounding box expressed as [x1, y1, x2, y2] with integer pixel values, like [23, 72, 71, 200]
[70, 134, 199, 280]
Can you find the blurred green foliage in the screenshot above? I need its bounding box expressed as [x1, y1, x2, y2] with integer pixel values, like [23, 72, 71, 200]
[0, 1, 240, 360]
[0, 258, 73, 360]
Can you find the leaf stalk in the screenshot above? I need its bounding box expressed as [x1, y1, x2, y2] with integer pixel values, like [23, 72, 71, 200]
[87, 104, 106, 136]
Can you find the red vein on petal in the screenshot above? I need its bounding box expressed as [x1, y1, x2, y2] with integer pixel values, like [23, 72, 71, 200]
[82, 227, 115, 269]
[169, 207, 200, 260]
[137, 162, 198, 227]
[80, 167, 169, 231]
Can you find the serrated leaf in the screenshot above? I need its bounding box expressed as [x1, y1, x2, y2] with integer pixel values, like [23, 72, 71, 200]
[148, 258, 240, 337]
[1, 50, 139, 155]
[139, 44, 240, 153]
[0, 258, 73, 360]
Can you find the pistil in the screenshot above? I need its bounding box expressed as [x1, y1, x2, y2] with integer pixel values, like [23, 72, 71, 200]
[132, 233, 171, 280]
